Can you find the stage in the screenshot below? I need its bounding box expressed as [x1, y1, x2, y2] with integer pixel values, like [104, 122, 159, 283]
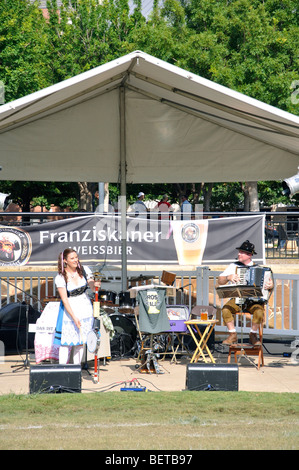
[1, 345, 298, 395]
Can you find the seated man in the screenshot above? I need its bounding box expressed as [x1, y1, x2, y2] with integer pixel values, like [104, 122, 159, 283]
[218, 240, 273, 346]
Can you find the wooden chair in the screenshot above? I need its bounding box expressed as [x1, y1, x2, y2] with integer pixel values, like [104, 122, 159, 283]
[227, 312, 264, 370]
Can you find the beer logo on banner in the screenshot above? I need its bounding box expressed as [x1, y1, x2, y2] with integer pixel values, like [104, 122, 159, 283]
[0, 227, 32, 266]
[181, 223, 199, 243]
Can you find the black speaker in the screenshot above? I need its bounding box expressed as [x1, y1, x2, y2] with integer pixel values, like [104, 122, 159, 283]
[0, 302, 41, 353]
[186, 363, 239, 391]
[29, 364, 82, 394]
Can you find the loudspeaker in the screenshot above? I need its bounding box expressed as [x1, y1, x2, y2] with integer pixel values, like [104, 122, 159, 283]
[186, 363, 239, 391]
[29, 364, 82, 394]
[0, 192, 10, 211]
[282, 168, 299, 197]
[0, 302, 41, 353]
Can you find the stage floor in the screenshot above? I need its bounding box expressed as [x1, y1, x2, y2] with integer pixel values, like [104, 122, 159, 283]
[1, 344, 298, 394]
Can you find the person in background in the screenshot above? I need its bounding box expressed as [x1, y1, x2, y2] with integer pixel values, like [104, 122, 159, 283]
[181, 194, 192, 219]
[155, 194, 173, 220]
[134, 191, 148, 213]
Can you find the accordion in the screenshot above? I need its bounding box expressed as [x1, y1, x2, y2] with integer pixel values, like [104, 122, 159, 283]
[235, 265, 273, 304]
[217, 265, 273, 305]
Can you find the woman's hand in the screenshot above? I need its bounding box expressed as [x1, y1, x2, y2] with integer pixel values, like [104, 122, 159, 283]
[93, 280, 101, 291]
[73, 316, 81, 330]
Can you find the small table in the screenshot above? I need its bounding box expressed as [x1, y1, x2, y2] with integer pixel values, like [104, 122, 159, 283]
[185, 319, 218, 364]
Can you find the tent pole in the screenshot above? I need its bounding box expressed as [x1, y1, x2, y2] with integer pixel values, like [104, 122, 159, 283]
[120, 86, 127, 291]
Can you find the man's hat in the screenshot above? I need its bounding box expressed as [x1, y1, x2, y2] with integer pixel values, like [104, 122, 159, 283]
[236, 240, 257, 255]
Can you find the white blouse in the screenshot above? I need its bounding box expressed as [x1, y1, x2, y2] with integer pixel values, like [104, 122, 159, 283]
[55, 265, 93, 290]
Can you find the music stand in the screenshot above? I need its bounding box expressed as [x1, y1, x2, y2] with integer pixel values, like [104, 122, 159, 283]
[217, 284, 263, 368]
[216, 285, 262, 301]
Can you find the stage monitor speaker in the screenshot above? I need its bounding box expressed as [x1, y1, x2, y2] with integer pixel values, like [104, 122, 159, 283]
[186, 363, 239, 391]
[30, 364, 82, 394]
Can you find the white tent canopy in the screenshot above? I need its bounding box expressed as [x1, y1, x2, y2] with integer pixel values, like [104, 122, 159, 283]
[1, 50, 298, 288]
[0, 50, 298, 184]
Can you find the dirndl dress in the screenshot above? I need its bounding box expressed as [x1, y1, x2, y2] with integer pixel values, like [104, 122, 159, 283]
[53, 268, 93, 347]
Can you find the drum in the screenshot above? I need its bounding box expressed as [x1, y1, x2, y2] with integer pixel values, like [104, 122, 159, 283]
[98, 290, 117, 313]
[98, 290, 117, 304]
[118, 291, 136, 313]
[109, 313, 137, 357]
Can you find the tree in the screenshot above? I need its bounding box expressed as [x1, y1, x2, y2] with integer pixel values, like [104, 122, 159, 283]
[0, 181, 80, 212]
[177, 0, 299, 209]
[78, 182, 94, 211]
[0, 0, 51, 102]
[44, 0, 147, 209]
[45, 0, 145, 82]
[180, 0, 299, 114]
[2, 0, 299, 212]
[242, 182, 260, 212]
[128, 0, 188, 61]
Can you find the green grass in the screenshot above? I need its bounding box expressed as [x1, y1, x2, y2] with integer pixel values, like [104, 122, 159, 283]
[0, 391, 298, 450]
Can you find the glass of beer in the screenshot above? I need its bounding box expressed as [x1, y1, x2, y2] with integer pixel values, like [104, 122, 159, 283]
[200, 310, 208, 321]
[171, 220, 208, 266]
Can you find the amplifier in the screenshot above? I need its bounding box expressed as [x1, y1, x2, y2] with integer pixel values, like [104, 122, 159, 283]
[186, 363, 239, 391]
[29, 364, 82, 394]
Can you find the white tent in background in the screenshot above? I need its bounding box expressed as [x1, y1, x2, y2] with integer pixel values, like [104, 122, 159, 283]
[0, 50, 298, 183]
[0, 50, 298, 286]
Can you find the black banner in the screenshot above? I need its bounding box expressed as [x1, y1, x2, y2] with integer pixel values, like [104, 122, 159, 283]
[0, 214, 265, 267]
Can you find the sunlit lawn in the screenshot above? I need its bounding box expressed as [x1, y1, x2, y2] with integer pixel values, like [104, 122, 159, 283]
[0, 391, 298, 450]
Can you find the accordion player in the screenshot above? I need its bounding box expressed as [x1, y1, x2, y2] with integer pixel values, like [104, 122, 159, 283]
[218, 240, 274, 346]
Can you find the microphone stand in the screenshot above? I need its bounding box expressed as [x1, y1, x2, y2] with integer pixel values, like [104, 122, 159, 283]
[176, 283, 193, 291]
[176, 282, 193, 305]
[0, 277, 40, 372]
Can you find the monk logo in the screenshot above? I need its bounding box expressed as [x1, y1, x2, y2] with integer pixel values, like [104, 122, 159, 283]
[181, 223, 199, 243]
[0, 227, 32, 266]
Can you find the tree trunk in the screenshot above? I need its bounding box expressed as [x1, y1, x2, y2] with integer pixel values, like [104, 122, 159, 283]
[242, 181, 260, 211]
[203, 183, 213, 212]
[78, 182, 93, 211]
[97, 182, 110, 211]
